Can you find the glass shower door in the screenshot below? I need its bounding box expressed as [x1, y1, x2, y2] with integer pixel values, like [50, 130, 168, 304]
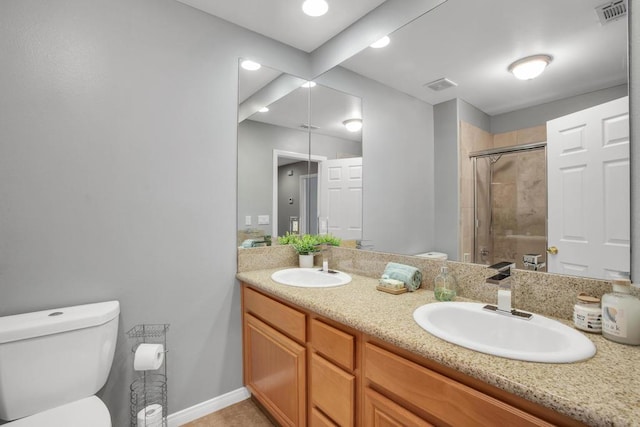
[473, 147, 547, 269]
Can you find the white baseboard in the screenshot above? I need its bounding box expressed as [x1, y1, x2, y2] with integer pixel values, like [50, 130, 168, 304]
[167, 387, 250, 427]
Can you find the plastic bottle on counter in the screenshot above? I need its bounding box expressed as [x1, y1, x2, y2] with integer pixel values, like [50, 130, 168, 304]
[601, 279, 640, 345]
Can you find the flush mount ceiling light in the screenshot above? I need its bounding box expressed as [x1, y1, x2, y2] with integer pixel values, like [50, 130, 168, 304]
[508, 54, 552, 80]
[240, 60, 261, 71]
[301, 81, 317, 88]
[370, 36, 390, 49]
[343, 118, 362, 132]
[258, 107, 269, 113]
[302, 0, 328, 17]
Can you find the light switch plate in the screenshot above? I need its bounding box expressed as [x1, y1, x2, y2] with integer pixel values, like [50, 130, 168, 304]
[258, 215, 270, 225]
[245, 216, 252, 226]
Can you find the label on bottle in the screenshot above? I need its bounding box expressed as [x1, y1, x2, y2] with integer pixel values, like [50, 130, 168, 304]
[573, 305, 602, 333]
[602, 305, 627, 338]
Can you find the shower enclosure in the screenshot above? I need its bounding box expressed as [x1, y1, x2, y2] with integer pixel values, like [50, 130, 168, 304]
[471, 143, 547, 270]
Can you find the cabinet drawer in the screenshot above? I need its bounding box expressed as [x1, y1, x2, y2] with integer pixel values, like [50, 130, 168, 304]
[310, 319, 355, 371]
[311, 353, 355, 427]
[364, 387, 433, 427]
[243, 286, 306, 343]
[365, 344, 553, 427]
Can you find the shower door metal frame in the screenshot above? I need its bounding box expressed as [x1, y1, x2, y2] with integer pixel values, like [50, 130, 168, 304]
[469, 142, 547, 265]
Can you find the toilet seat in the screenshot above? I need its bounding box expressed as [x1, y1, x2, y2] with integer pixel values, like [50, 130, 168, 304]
[5, 396, 111, 427]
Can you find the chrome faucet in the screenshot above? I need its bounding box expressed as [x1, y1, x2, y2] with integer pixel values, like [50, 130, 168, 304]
[523, 254, 546, 271]
[483, 262, 532, 320]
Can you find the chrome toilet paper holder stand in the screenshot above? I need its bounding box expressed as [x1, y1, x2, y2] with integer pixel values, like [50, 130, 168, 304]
[127, 324, 170, 427]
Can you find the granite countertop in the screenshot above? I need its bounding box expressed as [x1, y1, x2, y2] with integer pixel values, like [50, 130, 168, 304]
[237, 268, 640, 427]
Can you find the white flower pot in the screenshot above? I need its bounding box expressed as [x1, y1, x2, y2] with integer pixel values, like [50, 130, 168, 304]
[299, 254, 315, 268]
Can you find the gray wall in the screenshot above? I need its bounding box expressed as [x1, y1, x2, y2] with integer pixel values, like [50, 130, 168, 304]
[317, 67, 436, 255]
[458, 99, 491, 133]
[0, 0, 309, 425]
[433, 99, 459, 259]
[490, 84, 628, 134]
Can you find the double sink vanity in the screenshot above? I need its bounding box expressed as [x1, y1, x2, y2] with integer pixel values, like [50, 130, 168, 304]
[237, 246, 640, 426]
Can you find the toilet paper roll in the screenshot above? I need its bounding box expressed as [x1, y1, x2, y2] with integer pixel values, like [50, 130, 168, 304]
[137, 404, 163, 427]
[134, 343, 165, 371]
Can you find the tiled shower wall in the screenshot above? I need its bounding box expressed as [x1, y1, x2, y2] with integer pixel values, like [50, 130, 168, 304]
[459, 122, 547, 266]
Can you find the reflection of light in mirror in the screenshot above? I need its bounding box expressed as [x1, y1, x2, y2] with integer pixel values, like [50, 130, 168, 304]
[302, 0, 328, 17]
[370, 36, 390, 48]
[240, 60, 261, 71]
[258, 107, 269, 113]
[301, 81, 317, 88]
[508, 55, 552, 80]
[343, 118, 362, 132]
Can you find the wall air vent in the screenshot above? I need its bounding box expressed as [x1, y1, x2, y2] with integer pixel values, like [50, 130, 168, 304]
[299, 124, 319, 130]
[424, 78, 457, 92]
[595, 0, 627, 25]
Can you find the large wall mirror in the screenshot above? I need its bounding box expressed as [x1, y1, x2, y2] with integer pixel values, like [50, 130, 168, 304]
[237, 61, 363, 245]
[237, 0, 630, 281]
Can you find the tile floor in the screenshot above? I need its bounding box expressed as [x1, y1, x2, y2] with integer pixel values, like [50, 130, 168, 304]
[182, 398, 276, 426]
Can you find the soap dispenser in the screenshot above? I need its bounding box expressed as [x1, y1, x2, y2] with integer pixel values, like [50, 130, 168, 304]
[602, 279, 640, 345]
[434, 262, 457, 301]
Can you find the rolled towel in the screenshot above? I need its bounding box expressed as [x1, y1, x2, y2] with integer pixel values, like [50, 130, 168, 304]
[381, 262, 422, 291]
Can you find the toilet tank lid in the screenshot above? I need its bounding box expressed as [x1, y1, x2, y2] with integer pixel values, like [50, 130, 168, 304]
[0, 301, 119, 344]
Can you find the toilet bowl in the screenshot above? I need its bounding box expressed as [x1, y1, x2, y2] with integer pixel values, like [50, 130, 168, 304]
[5, 396, 110, 427]
[0, 301, 119, 426]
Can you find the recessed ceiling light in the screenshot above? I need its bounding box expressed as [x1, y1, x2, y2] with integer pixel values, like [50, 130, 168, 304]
[240, 60, 261, 71]
[302, 0, 328, 17]
[301, 81, 316, 88]
[508, 55, 552, 80]
[258, 107, 269, 113]
[370, 36, 390, 49]
[343, 119, 362, 132]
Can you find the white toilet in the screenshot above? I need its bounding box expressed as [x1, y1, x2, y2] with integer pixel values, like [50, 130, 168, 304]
[0, 301, 120, 426]
[415, 251, 448, 260]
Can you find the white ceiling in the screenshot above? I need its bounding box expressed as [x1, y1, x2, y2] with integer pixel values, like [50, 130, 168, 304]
[181, 0, 628, 132]
[175, 0, 387, 52]
[342, 0, 628, 115]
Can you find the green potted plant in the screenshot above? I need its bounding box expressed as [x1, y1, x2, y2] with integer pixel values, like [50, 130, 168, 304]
[315, 234, 342, 247]
[278, 233, 321, 267]
[293, 234, 320, 268]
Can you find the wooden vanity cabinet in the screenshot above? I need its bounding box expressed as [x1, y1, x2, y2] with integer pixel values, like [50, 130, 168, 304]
[241, 283, 585, 427]
[243, 286, 307, 427]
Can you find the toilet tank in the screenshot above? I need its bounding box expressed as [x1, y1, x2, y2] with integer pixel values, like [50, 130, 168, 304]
[0, 301, 120, 421]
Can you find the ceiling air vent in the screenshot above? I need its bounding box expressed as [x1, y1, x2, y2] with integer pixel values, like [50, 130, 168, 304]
[595, 0, 627, 25]
[424, 78, 457, 92]
[299, 123, 319, 130]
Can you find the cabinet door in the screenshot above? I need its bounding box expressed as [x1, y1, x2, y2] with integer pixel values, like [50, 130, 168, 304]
[244, 313, 306, 427]
[310, 353, 355, 427]
[364, 388, 434, 427]
[311, 407, 339, 427]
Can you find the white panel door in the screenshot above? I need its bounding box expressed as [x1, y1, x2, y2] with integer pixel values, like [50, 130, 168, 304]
[547, 97, 629, 279]
[319, 158, 363, 240]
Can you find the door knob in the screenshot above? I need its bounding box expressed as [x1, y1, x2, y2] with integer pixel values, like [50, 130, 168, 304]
[547, 246, 558, 255]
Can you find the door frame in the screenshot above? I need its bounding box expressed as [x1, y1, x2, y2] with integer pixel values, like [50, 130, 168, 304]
[272, 149, 327, 238]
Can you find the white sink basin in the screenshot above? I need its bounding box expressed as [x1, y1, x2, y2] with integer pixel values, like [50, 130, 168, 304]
[413, 302, 596, 363]
[271, 268, 352, 288]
